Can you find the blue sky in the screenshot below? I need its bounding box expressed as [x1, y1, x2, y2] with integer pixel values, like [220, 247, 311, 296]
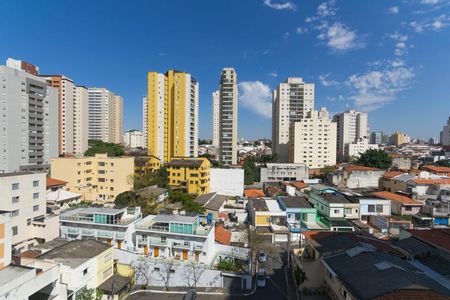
[1, 0, 449, 140]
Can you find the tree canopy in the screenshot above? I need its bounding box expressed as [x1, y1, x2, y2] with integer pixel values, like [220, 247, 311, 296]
[243, 157, 258, 185]
[168, 191, 205, 214]
[134, 167, 168, 190]
[356, 149, 392, 170]
[84, 139, 125, 157]
[114, 191, 159, 216]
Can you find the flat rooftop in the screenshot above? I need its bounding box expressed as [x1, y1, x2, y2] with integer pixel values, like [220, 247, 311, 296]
[278, 196, 312, 208]
[38, 239, 112, 268]
[320, 192, 353, 204]
[61, 207, 125, 216]
[0, 171, 42, 177]
[0, 265, 34, 287]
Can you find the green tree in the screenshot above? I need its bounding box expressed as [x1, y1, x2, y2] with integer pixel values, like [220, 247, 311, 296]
[133, 166, 169, 190]
[356, 149, 392, 170]
[168, 191, 205, 214]
[75, 288, 103, 300]
[114, 191, 159, 216]
[84, 139, 124, 157]
[243, 157, 258, 185]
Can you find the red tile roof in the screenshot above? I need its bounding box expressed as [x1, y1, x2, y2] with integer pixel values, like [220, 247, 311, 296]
[371, 191, 422, 205]
[421, 165, 450, 174]
[46, 177, 67, 189]
[344, 165, 383, 172]
[244, 189, 265, 198]
[374, 289, 450, 300]
[215, 226, 231, 245]
[291, 181, 309, 189]
[407, 229, 450, 252]
[383, 171, 404, 178]
[410, 179, 450, 185]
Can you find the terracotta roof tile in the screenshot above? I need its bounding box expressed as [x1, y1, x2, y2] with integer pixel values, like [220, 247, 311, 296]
[421, 165, 450, 174]
[371, 191, 422, 205]
[46, 177, 67, 189]
[411, 179, 450, 185]
[291, 181, 309, 189]
[244, 189, 265, 198]
[344, 165, 383, 172]
[407, 229, 450, 252]
[215, 226, 231, 245]
[383, 171, 404, 178]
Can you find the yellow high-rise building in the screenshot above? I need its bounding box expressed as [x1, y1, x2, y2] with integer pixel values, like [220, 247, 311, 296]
[167, 157, 210, 195]
[146, 70, 199, 164]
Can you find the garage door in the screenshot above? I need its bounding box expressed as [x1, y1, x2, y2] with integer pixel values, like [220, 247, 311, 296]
[274, 234, 288, 242]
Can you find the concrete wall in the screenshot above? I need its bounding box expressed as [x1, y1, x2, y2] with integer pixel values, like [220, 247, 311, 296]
[210, 168, 244, 196]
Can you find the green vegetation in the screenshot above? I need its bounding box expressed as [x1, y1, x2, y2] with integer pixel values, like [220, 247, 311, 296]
[133, 166, 168, 189]
[114, 191, 159, 216]
[435, 159, 450, 168]
[68, 200, 94, 208]
[198, 139, 211, 145]
[356, 149, 392, 170]
[168, 190, 205, 214]
[75, 288, 103, 300]
[84, 139, 124, 157]
[216, 260, 243, 272]
[320, 165, 336, 175]
[243, 157, 258, 185]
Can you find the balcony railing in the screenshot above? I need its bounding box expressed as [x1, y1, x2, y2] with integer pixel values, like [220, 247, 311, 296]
[149, 238, 167, 246]
[135, 224, 170, 232]
[68, 227, 79, 234]
[97, 230, 114, 238]
[82, 229, 94, 236]
[60, 215, 138, 225]
[172, 242, 191, 249]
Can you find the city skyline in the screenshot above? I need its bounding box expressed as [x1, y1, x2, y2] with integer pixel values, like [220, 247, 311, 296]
[1, 0, 449, 140]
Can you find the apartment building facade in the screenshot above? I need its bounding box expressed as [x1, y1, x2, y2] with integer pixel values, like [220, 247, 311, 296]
[212, 90, 220, 148]
[272, 77, 314, 162]
[59, 207, 142, 250]
[167, 157, 210, 195]
[142, 96, 148, 149]
[50, 153, 134, 202]
[41, 75, 89, 155]
[441, 117, 450, 146]
[135, 214, 215, 264]
[146, 70, 199, 163]
[0, 59, 58, 173]
[288, 108, 337, 169]
[88, 88, 123, 144]
[123, 129, 144, 148]
[260, 163, 309, 182]
[0, 172, 59, 253]
[218, 68, 238, 166]
[332, 110, 368, 160]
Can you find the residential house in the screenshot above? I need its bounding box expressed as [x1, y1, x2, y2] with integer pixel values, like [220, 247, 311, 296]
[308, 186, 359, 231]
[378, 172, 413, 193]
[244, 189, 265, 198]
[355, 197, 391, 223]
[247, 198, 289, 243]
[195, 192, 227, 219]
[134, 156, 161, 174]
[389, 153, 412, 169]
[327, 165, 385, 189]
[167, 157, 210, 195]
[134, 214, 215, 264]
[46, 177, 82, 210]
[276, 196, 326, 241]
[421, 165, 450, 176]
[59, 207, 142, 250]
[259, 163, 309, 182]
[50, 153, 135, 202]
[422, 198, 450, 227]
[137, 185, 169, 203]
[372, 191, 423, 216]
[407, 178, 450, 200]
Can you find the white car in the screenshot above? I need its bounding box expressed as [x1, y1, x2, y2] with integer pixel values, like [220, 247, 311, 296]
[257, 269, 266, 288]
[259, 251, 267, 263]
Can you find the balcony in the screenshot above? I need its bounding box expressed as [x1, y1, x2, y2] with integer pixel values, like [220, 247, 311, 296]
[67, 227, 79, 234]
[115, 232, 125, 239]
[172, 242, 190, 249]
[97, 230, 114, 238]
[82, 229, 94, 236]
[135, 224, 170, 232]
[149, 238, 167, 246]
[138, 238, 148, 245]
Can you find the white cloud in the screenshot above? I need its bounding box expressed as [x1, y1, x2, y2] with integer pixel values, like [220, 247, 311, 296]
[390, 33, 409, 56]
[283, 32, 290, 39]
[388, 6, 400, 14]
[296, 27, 309, 34]
[318, 73, 339, 86]
[346, 61, 414, 111]
[318, 22, 365, 51]
[268, 71, 278, 77]
[238, 81, 272, 118]
[317, 0, 337, 18]
[421, 0, 440, 5]
[410, 14, 450, 32]
[263, 0, 297, 11]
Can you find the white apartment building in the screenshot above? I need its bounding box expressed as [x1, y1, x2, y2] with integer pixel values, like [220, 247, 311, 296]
[88, 88, 123, 144]
[272, 78, 315, 162]
[212, 90, 220, 148]
[346, 138, 379, 158]
[123, 129, 144, 148]
[333, 110, 368, 160]
[0, 59, 58, 173]
[288, 108, 337, 169]
[142, 96, 148, 149]
[41, 75, 89, 155]
[441, 117, 450, 146]
[218, 68, 238, 166]
[260, 163, 309, 182]
[135, 214, 216, 264]
[210, 168, 244, 196]
[59, 207, 142, 251]
[0, 172, 59, 254]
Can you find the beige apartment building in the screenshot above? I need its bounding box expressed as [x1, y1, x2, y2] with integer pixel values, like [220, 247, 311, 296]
[50, 154, 134, 202]
[288, 108, 337, 169]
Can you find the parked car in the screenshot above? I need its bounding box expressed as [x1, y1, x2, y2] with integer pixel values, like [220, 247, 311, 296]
[183, 289, 197, 300]
[259, 251, 267, 263]
[257, 269, 266, 288]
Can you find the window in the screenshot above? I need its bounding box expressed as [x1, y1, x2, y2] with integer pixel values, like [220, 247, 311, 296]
[33, 180, 39, 187]
[83, 268, 88, 275]
[334, 209, 339, 214]
[103, 267, 112, 279]
[12, 183, 19, 190]
[33, 205, 39, 211]
[12, 226, 18, 236]
[12, 196, 19, 204]
[33, 192, 39, 199]
[405, 206, 412, 211]
[12, 210, 19, 217]
[104, 252, 113, 263]
[27, 218, 31, 226]
[368, 205, 375, 212]
[344, 208, 352, 215]
[376, 205, 383, 213]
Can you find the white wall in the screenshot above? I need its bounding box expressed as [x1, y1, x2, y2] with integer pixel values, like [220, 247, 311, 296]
[210, 168, 244, 196]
